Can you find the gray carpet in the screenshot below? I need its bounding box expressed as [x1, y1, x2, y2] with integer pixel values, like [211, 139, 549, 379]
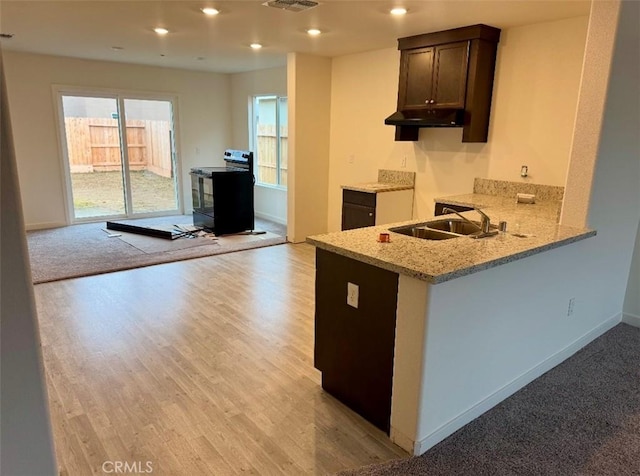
[27, 215, 287, 284]
[340, 323, 640, 476]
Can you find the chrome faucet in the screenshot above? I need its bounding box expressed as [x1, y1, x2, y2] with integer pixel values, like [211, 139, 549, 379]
[442, 207, 498, 238]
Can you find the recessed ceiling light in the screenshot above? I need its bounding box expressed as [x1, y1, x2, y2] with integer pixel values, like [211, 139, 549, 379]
[307, 28, 322, 36]
[154, 27, 169, 35]
[250, 43, 263, 50]
[201, 7, 220, 16]
[390, 7, 407, 16]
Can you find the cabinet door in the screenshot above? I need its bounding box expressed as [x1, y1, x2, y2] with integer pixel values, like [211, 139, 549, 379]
[342, 203, 375, 231]
[314, 249, 399, 433]
[432, 41, 469, 109]
[398, 46, 434, 111]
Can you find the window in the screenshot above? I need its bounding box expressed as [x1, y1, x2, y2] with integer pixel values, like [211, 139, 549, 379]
[56, 90, 180, 222]
[252, 96, 288, 188]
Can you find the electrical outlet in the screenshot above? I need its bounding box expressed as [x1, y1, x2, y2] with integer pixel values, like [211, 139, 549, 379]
[348, 154, 355, 164]
[567, 297, 575, 317]
[401, 156, 407, 168]
[347, 282, 359, 308]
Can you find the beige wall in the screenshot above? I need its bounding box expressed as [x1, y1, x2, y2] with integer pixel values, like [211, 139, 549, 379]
[327, 16, 588, 232]
[487, 16, 588, 184]
[230, 67, 288, 225]
[287, 53, 332, 242]
[3, 51, 231, 228]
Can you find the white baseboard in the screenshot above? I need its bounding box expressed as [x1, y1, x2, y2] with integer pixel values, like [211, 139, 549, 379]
[25, 221, 67, 231]
[414, 314, 622, 456]
[255, 211, 287, 226]
[622, 313, 640, 328]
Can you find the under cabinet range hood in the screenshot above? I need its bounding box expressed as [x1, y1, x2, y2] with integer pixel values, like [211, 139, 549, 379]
[384, 108, 465, 127]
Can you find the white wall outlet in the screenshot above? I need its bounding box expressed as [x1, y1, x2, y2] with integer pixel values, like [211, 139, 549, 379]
[348, 154, 355, 164]
[567, 297, 575, 316]
[401, 156, 407, 168]
[347, 282, 359, 308]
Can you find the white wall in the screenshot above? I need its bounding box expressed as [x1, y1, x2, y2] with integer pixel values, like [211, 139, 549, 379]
[585, 0, 640, 325]
[230, 67, 288, 225]
[412, 238, 621, 453]
[3, 51, 231, 229]
[623, 222, 640, 326]
[327, 17, 588, 232]
[0, 51, 57, 475]
[287, 53, 332, 242]
[230, 67, 287, 149]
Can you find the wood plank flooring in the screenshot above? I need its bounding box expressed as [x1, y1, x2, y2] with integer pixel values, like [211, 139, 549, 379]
[34, 243, 407, 475]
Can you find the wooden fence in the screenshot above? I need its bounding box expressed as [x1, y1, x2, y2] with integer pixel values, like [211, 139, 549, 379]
[256, 124, 288, 187]
[65, 117, 173, 177]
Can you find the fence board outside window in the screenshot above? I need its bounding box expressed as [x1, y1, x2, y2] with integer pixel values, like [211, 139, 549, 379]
[64, 117, 173, 177]
[256, 123, 288, 187]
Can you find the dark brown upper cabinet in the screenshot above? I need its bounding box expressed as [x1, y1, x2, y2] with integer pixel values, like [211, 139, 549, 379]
[400, 41, 469, 111]
[387, 24, 501, 143]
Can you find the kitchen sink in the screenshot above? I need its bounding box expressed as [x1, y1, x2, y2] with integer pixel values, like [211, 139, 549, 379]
[389, 218, 498, 240]
[390, 225, 459, 240]
[424, 218, 498, 235]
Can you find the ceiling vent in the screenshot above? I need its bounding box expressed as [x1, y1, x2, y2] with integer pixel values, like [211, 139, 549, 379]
[262, 0, 318, 12]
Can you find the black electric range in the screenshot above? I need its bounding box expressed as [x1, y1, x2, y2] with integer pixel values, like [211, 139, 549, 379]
[190, 150, 255, 235]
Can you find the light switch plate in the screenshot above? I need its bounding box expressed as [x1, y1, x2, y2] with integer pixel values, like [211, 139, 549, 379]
[347, 282, 359, 308]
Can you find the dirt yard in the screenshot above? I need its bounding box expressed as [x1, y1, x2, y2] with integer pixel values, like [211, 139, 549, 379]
[71, 170, 178, 218]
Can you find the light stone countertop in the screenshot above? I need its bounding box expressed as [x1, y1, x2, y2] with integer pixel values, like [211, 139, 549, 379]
[341, 169, 416, 193]
[307, 193, 596, 284]
[341, 182, 415, 193]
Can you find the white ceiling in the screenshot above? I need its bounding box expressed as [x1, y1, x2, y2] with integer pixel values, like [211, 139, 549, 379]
[0, 0, 591, 74]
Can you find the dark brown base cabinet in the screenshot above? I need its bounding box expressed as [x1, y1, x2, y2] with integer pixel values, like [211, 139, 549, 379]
[434, 202, 474, 216]
[314, 248, 399, 433]
[342, 189, 414, 231]
[342, 190, 376, 230]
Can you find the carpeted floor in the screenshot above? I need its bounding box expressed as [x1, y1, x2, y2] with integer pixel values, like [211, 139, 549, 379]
[340, 323, 640, 476]
[27, 215, 287, 284]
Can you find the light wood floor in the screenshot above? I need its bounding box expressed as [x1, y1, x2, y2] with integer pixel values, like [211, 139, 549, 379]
[35, 243, 407, 475]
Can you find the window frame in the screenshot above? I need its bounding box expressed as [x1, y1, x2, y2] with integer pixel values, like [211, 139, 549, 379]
[251, 94, 287, 190]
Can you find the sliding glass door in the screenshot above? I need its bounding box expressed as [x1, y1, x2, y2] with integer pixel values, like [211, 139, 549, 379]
[59, 92, 180, 221]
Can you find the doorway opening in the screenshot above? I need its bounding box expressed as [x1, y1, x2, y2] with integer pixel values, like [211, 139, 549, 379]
[57, 92, 180, 222]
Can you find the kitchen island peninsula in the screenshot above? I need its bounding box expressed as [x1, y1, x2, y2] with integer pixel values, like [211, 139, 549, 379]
[307, 181, 596, 455]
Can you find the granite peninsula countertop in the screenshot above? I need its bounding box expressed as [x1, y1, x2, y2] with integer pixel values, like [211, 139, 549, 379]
[341, 169, 416, 193]
[341, 182, 414, 193]
[307, 192, 596, 284]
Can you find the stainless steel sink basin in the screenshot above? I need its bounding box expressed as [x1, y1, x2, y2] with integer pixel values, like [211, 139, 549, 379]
[424, 219, 494, 235]
[389, 218, 498, 240]
[389, 225, 459, 240]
